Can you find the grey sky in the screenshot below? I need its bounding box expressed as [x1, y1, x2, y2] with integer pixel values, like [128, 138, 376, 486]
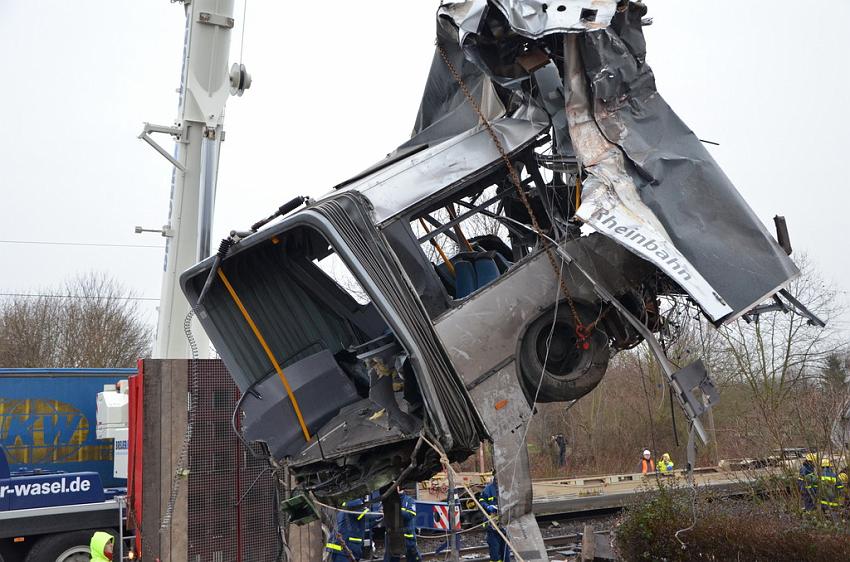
[1, 1, 848, 332]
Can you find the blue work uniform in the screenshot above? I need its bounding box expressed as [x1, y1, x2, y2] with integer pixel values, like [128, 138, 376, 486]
[481, 480, 511, 562]
[366, 490, 384, 557]
[327, 498, 372, 561]
[820, 466, 844, 509]
[384, 492, 421, 561]
[798, 462, 817, 511]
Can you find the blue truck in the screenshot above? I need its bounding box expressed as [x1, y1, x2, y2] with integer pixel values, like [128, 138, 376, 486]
[0, 368, 133, 562]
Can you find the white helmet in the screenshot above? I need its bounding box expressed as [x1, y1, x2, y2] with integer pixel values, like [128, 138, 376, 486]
[643, 449, 651, 457]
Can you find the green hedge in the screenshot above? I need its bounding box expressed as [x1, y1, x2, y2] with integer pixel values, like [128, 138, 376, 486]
[615, 482, 850, 561]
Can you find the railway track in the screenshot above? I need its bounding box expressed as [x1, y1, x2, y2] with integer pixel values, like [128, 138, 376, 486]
[420, 530, 611, 561]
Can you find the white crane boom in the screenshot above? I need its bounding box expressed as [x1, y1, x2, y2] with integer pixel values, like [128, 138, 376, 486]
[141, 0, 249, 358]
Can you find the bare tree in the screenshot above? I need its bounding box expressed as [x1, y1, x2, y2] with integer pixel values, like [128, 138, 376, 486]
[0, 272, 152, 368]
[819, 352, 849, 394]
[715, 255, 847, 453]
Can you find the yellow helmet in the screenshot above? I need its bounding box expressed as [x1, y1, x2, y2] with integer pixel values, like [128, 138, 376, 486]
[821, 458, 831, 468]
[805, 453, 818, 463]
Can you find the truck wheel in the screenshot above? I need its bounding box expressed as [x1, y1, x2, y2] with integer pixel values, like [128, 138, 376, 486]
[1, 538, 29, 562]
[24, 529, 115, 562]
[518, 303, 609, 403]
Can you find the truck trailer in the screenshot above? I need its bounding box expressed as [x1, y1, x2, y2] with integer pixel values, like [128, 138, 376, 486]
[0, 368, 132, 562]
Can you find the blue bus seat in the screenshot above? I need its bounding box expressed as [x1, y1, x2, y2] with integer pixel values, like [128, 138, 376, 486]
[454, 260, 476, 298]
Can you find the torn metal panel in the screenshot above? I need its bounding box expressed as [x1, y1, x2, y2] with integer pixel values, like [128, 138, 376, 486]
[289, 400, 421, 468]
[404, 8, 501, 148]
[489, 0, 619, 38]
[331, 116, 547, 224]
[562, 33, 733, 321]
[532, 62, 574, 156]
[438, 0, 491, 49]
[577, 16, 799, 320]
[468, 363, 548, 560]
[671, 360, 719, 421]
[422, 0, 800, 324]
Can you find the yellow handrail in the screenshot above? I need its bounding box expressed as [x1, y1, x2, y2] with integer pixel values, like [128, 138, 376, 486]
[217, 268, 311, 442]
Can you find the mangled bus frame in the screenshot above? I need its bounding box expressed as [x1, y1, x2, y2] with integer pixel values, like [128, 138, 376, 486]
[180, 1, 820, 559]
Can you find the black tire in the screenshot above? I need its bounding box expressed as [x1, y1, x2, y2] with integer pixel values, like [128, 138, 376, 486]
[24, 529, 115, 562]
[1, 537, 29, 562]
[518, 303, 610, 402]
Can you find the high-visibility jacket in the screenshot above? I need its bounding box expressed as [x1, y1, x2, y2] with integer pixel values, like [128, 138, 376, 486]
[400, 493, 418, 540]
[481, 480, 511, 562]
[820, 467, 844, 508]
[90, 531, 114, 562]
[640, 458, 655, 473]
[326, 498, 374, 559]
[658, 459, 674, 473]
[481, 480, 500, 519]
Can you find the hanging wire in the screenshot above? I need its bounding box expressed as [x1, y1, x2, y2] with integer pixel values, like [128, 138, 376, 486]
[637, 352, 660, 474]
[160, 308, 200, 530]
[0, 239, 162, 249]
[239, 0, 249, 65]
[674, 424, 700, 550]
[507, 257, 567, 485]
[309, 498, 383, 518]
[0, 293, 158, 301]
[420, 435, 528, 562]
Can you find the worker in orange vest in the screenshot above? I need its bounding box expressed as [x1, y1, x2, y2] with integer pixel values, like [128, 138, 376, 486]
[640, 449, 655, 473]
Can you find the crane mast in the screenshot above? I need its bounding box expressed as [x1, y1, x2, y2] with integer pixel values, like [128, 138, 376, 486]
[140, 0, 249, 358]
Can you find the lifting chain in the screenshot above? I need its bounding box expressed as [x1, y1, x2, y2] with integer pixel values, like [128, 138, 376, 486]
[436, 44, 590, 348]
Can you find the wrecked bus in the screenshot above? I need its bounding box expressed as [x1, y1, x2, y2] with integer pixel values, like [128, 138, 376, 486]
[180, 1, 817, 558]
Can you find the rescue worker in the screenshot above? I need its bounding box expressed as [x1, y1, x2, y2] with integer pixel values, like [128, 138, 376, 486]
[658, 453, 674, 473]
[366, 490, 383, 559]
[640, 450, 655, 474]
[798, 453, 818, 511]
[819, 458, 843, 511]
[384, 487, 421, 562]
[551, 433, 568, 468]
[326, 498, 372, 561]
[481, 476, 511, 562]
[89, 531, 114, 561]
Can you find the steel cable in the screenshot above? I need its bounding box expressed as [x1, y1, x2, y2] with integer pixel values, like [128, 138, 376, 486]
[159, 308, 199, 531]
